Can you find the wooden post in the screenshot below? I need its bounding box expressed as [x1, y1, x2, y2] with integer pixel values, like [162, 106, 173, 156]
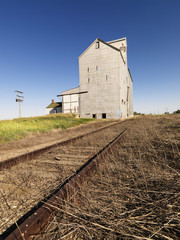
[15, 90, 23, 118]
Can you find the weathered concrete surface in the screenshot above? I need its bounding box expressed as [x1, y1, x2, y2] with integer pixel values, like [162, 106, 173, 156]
[62, 37, 133, 119]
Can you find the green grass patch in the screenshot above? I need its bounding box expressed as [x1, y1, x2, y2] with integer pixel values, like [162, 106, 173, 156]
[0, 114, 95, 143]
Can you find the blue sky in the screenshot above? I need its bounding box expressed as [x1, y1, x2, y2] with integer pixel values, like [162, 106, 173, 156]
[0, 0, 180, 119]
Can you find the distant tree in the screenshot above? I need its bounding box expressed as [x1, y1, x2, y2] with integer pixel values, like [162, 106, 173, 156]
[134, 112, 143, 115]
[173, 109, 180, 114]
[134, 112, 140, 115]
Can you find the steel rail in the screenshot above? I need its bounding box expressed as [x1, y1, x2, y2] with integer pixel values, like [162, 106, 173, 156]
[0, 123, 131, 240]
[0, 121, 122, 170]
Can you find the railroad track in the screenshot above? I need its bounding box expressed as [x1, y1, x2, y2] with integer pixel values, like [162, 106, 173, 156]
[0, 120, 132, 239]
[0, 121, 121, 170]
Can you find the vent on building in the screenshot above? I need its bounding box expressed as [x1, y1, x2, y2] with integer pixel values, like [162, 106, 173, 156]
[102, 113, 106, 119]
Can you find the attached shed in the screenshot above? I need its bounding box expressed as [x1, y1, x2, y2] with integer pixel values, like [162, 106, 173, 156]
[46, 99, 62, 114]
[61, 87, 80, 114]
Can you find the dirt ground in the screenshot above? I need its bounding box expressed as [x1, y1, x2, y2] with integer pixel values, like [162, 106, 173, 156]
[0, 120, 130, 234]
[40, 115, 180, 240]
[1, 115, 180, 239]
[0, 119, 119, 161]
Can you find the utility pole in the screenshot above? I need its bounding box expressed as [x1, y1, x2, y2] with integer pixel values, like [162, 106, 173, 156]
[15, 90, 24, 118]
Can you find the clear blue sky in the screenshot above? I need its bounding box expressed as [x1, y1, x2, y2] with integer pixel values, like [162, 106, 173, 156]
[0, 0, 180, 119]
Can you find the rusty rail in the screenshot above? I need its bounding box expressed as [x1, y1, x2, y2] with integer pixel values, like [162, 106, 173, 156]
[0, 123, 131, 240]
[0, 121, 122, 170]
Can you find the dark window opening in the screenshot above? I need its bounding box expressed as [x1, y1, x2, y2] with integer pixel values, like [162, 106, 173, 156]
[92, 114, 96, 119]
[102, 113, 106, 119]
[95, 41, 99, 49]
[87, 67, 89, 72]
[88, 78, 90, 83]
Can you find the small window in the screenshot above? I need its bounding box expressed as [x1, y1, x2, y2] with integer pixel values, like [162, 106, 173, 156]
[92, 114, 96, 119]
[106, 75, 108, 80]
[96, 66, 98, 71]
[87, 67, 89, 72]
[95, 41, 99, 49]
[102, 113, 106, 119]
[88, 78, 90, 83]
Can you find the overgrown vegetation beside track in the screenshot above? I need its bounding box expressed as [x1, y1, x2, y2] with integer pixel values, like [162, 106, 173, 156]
[0, 114, 95, 143]
[42, 115, 180, 239]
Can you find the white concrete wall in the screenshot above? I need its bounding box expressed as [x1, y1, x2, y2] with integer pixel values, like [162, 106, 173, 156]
[128, 70, 134, 117]
[46, 107, 62, 114]
[79, 39, 133, 119]
[108, 38, 127, 64]
[79, 40, 120, 119]
[61, 38, 133, 119]
[62, 87, 80, 114]
[63, 94, 79, 114]
[108, 38, 133, 118]
[46, 108, 52, 114]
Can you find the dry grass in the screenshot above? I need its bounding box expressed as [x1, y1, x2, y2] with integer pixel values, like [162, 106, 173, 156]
[0, 120, 130, 234]
[40, 115, 180, 239]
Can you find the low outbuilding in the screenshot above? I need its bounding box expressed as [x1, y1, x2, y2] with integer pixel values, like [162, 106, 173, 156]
[46, 99, 62, 114]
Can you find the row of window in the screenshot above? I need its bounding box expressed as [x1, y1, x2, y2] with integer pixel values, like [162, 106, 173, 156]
[92, 113, 106, 119]
[87, 66, 100, 72]
[121, 99, 126, 105]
